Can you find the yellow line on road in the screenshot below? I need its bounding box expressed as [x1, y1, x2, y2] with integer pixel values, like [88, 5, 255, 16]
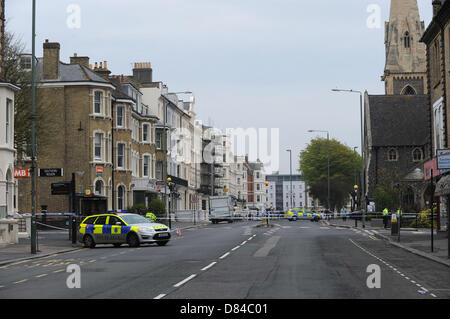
[13, 279, 28, 284]
[35, 274, 48, 278]
[53, 269, 64, 273]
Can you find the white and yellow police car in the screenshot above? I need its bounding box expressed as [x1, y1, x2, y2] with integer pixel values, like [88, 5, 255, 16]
[285, 208, 322, 222]
[77, 213, 171, 248]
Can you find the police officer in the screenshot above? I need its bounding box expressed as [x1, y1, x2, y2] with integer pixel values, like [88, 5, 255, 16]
[146, 212, 157, 222]
[382, 208, 389, 228]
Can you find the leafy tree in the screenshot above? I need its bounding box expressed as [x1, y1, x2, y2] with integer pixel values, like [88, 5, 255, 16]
[373, 186, 397, 212]
[2, 31, 57, 163]
[299, 138, 362, 211]
[148, 199, 166, 218]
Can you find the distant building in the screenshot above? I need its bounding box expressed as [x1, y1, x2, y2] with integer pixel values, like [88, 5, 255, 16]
[266, 174, 306, 211]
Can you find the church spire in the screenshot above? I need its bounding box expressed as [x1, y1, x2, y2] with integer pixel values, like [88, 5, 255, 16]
[383, 0, 427, 95]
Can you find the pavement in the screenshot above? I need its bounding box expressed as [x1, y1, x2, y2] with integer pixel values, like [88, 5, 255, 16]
[0, 221, 209, 266]
[324, 217, 450, 267]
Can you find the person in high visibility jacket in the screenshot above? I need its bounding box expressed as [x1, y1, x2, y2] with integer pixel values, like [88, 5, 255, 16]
[146, 212, 157, 222]
[382, 208, 389, 228]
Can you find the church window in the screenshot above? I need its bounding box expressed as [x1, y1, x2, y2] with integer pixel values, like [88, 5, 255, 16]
[388, 148, 398, 162]
[401, 85, 416, 95]
[404, 32, 411, 48]
[412, 148, 423, 162]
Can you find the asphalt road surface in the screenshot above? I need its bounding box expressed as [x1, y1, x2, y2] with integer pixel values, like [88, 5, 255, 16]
[1, 220, 449, 299]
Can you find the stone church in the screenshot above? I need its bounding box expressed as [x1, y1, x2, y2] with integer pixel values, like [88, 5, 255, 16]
[364, 0, 432, 212]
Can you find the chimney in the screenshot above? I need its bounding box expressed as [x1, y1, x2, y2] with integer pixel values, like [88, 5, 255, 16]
[433, 0, 443, 17]
[43, 40, 60, 80]
[70, 53, 90, 68]
[94, 60, 111, 81]
[132, 61, 153, 84]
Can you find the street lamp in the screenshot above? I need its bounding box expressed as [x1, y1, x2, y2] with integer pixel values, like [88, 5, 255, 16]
[286, 149, 293, 210]
[308, 130, 330, 212]
[332, 88, 366, 228]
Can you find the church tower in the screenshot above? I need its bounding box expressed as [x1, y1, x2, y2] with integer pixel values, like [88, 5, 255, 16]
[382, 0, 427, 95]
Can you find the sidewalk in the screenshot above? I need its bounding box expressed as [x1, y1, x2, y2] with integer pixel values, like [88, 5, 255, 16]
[0, 221, 210, 266]
[325, 217, 450, 267]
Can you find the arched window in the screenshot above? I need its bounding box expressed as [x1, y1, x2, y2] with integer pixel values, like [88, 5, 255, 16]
[95, 179, 104, 196]
[412, 148, 423, 162]
[388, 148, 398, 162]
[402, 85, 417, 95]
[404, 31, 411, 48]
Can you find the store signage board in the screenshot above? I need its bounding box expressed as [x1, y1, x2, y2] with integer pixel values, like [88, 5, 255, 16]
[437, 149, 450, 170]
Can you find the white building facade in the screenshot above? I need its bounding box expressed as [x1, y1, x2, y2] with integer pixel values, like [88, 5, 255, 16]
[0, 83, 19, 218]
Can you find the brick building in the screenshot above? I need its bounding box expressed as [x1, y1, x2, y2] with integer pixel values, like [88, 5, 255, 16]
[17, 41, 158, 215]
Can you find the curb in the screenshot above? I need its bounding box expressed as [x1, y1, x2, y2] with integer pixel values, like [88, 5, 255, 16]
[327, 222, 450, 268]
[0, 246, 84, 267]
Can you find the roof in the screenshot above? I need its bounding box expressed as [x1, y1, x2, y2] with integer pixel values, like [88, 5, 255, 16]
[35, 58, 109, 84]
[366, 94, 429, 147]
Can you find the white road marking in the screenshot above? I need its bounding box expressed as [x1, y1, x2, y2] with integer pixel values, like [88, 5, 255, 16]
[174, 274, 197, 288]
[231, 246, 240, 251]
[219, 252, 230, 259]
[240, 241, 247, 246]
[201, 262, 217, 271]
[154, 294, 166, 299]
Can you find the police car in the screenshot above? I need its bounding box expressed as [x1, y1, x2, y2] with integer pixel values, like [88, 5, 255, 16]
[285, 208, 322, 222]
[77, 213, 171, 248]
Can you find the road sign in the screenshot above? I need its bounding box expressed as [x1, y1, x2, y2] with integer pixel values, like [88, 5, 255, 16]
[51, 182, 72, 195]
[14, 169, 30, 178]
[39, 168, 63, 177]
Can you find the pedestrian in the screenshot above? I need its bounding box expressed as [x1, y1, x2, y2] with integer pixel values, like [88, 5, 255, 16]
[341, 207, 347, 221]
[382, 208, 389, 228]
[397, 208, 403, 227]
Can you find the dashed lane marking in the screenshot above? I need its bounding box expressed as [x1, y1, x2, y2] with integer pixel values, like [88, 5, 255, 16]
[219, 252, 230, 259]
[201, 262, 217, 271]
[154, 294, 166, 299]
[174, 274, 197, 288]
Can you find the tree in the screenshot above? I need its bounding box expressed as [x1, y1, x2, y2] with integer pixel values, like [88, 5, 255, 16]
[148, 199, 166, 218]
[299, 138, 362, 211]
[2, 31, 58, 163]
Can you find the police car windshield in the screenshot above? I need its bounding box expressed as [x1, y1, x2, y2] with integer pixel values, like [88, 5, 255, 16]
[119, 214, 151, 225]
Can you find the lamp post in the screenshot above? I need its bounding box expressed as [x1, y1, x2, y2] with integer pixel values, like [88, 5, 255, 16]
[167, 177, 173, 228]
[30, 0, 37, 254]
[286, 149, 293, 210]
[308, 130, 330, 212]
[332, 88, 366, 228]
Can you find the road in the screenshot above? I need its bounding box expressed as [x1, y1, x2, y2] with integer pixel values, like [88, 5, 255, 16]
[1, 220, 449, 299]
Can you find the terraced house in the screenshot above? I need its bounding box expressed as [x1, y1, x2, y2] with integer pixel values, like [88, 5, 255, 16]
[17, 40, 158, 216]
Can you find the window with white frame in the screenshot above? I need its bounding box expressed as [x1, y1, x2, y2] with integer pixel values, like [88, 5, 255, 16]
[142, 124, 150, 143]
[117, 185, 125, 210]
[434, 98, 444, 154]
[94, 132, 103, 161]
[117, 143, 125, 168]
[143, 155, 150, 177]
[94, 91, 103, 115]
[117, 106, 124, 127]
[6, 99, 11, 144]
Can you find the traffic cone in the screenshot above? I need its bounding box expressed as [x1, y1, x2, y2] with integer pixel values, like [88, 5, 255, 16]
[177, 228, 183, 237]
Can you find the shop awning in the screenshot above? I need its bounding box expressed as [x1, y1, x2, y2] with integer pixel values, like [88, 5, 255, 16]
[435, 174, 450, 196]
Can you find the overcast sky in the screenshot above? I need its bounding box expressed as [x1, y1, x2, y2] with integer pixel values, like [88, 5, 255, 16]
[6, 0, 434, 174]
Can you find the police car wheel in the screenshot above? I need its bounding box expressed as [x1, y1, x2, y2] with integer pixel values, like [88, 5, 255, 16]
[127, 233, 140, 247]
[83, 235, 96, 249]
[157, 240, 169, 246]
